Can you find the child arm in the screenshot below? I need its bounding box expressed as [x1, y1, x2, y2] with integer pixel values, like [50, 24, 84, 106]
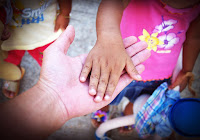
[80, 0, 142, 102]
[54, 0, 72, 32]
[169, 15, 200, 93]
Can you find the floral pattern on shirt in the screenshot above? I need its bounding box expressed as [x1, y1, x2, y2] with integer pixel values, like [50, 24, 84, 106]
[139, 29, 163, 52]
[139, 16, 182, 53]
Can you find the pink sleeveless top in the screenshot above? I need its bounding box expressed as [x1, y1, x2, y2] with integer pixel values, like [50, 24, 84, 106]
[120, 0, 200, 81]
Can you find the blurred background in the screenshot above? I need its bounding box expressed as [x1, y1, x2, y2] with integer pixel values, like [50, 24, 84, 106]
[0, 0, 199, 140]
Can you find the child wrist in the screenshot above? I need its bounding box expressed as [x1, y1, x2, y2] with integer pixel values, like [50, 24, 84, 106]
[58, 11, 71, 19]
[97, 31, 122, 43]
[60, 13, 71, 19]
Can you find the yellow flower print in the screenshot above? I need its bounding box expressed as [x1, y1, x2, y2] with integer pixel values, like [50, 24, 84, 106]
[139, 29, 164, 52]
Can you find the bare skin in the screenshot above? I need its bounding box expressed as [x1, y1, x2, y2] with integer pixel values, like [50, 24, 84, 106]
[0, 25, 151, 140]
[2, 0, 72, 98]
[92, 0, 200, 132]
[118, 102, 134, 134]
[80, 0, 141, 103]
[54, 0, 72, 32]
[169, 15, 200, 91]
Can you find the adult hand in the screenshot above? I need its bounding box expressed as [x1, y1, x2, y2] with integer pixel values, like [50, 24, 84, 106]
[39, 25, 150, 120]
[0, 25, 150, 140]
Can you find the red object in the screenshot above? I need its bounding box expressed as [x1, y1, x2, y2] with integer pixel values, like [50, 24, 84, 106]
[4, 41, 54, 66]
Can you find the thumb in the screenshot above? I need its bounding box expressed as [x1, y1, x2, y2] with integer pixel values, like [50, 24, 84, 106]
[52, 25, 75, 54]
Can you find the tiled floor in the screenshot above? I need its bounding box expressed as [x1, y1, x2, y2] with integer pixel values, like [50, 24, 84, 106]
[0, 0, 199, 140]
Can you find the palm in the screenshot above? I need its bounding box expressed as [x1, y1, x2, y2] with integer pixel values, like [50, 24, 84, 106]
[39, 26, 150, 119]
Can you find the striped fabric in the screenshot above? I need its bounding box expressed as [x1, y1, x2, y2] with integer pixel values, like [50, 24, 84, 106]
[135, 82, 180, 138]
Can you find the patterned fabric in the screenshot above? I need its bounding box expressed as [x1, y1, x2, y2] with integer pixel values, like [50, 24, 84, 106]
[110, 78, 171, 105]
[135, 82, 180, 138]
[1, 0, 62, 51]
[120, 0, 200, 81]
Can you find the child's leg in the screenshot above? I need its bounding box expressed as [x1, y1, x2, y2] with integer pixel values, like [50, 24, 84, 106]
[2, 50, 25, 98]
[0, 61, 21, 81]
[96, 114, 135, 139]
[123, 102, 133, 116]
[95, 94, 150, 139]
[119, 102, 134, 133]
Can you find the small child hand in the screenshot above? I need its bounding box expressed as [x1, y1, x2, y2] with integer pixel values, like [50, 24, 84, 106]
[169, 70, 190, 92]
[54, 14, 70, 32]
[80, 36, 142, 103]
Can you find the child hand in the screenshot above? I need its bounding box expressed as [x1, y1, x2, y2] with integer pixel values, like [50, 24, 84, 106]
[54, 14, 69, 32]
[80, 36, 143, 103]
[169, 70, 190, 92]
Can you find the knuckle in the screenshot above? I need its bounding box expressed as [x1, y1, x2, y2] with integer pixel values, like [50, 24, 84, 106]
[91, 74, 99, 80]
[97, 88, 105, 96]
[89, 83, 97, 89]
[105, 60, 109, 67]
[82, 65, 90, 72]
[81, 71, 87, 75]
[134, 57, 141, 64]
[100, 79, 107, 86]
[84, 65, 90, 70]
[106, 91, 113, 96]
[100, 58, 109, 68]
[131, 68, 138, 73]
[106, 82, 116, 94]
[108, 81, 116, 89]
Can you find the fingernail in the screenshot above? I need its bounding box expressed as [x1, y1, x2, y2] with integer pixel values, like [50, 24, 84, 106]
[136, 75, 142, 80]
[80, 77, 86, 82]
[104, 95, 110, 101]
[89, 88, 96, 95]
[94, 96, 102, 102]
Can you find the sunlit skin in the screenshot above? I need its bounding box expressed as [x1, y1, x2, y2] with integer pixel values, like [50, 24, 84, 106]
[0, 26, 151, 140]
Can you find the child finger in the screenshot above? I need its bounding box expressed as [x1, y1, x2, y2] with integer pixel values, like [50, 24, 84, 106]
[94, 68, 110, 102]
[89, 62, 100, 95]
[80, 60, 92, 82]
[54, 23, 60, 32]
[104, 72, 120, 101]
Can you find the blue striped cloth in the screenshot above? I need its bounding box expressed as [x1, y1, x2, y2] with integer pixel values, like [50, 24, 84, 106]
[135, 82, 180, 138]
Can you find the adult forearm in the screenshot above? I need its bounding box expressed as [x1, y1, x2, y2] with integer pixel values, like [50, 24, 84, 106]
[0, 82, 67, 140]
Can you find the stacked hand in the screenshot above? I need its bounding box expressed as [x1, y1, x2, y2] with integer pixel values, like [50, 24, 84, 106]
[79, 32, 148, 103]
[39, 25, 150, 119]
